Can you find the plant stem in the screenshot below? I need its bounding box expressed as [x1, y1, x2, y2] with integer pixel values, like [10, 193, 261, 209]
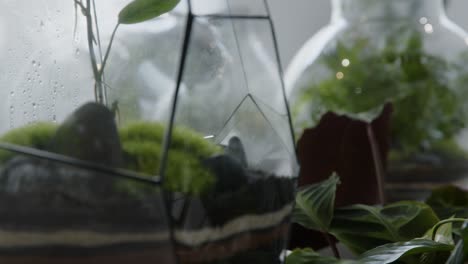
[366, 123, 386, 205]
[99, 23, 120, 79]
[323, 232, 341, 259]
[85, 0, 104, 104]
[431, 218, 467, 240]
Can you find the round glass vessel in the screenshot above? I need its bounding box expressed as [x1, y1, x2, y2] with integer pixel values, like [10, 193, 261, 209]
[286, 0, 468, 203]
[0, 0, 297, 263]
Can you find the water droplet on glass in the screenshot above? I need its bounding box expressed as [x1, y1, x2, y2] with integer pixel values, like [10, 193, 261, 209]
[355, 87, 362, 94]
[419, 17, 428, 25]
[341, 59, 350, 67]
[75, 48, 80, 57]
[32, 60, 36, 66]
[424, 23, 434, 34]
[336, 72, 344, 80]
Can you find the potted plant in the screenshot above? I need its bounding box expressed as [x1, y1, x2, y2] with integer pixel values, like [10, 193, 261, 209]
[286, 174, 468, 263]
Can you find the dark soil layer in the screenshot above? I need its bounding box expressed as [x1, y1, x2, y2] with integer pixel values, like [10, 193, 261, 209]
[0, 156, 295, 263]
[0, 246, 175, 264]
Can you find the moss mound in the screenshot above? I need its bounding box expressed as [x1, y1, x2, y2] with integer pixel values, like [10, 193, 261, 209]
[0, 121, 221, 196]
[0, 122, 58, 163]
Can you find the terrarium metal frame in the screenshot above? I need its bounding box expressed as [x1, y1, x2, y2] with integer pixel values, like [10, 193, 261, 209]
[0, 0, 295, 262]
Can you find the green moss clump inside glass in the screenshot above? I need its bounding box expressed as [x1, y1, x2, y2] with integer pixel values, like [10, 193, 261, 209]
[0, 121, 220, 196]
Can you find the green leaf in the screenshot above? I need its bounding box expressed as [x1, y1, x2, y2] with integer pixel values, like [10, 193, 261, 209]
[420, 218, 458, 264]
[446, 221, 468, 264]
[426, 185, 468, 219]
[445, 241, 464, 264]
[422, 218, 455, 245]
[292, 174, 340, 232]
[330, 201, 439, 254]
[118, 0, 180, 24]
[358, 239, 454, 264]
[285, 248, 356, 264]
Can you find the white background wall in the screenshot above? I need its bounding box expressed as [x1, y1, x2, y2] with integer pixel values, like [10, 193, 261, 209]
[267, 0, 468, 70]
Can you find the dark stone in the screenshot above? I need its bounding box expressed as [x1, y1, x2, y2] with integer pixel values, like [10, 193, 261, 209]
[226, 136, 248, 168]
[203, 154, 248, 194]
[49, 102, 123, 167]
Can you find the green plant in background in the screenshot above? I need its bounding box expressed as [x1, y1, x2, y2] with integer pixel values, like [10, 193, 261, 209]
[296, 32, 468, 154]
[287, 175, 468, 264]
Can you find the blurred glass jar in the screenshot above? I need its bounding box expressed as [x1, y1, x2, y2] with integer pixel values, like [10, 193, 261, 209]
[286, 0, 468, 202]
[0, 0, 297, 263]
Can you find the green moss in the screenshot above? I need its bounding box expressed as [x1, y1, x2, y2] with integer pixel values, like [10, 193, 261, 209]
[0, 122, 57, 163]
[119, 121, 221, 196]
[0, 120, 220, 196]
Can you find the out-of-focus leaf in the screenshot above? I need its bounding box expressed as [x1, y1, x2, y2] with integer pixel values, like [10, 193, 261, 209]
[285, 248, 356, 264]
[292, 174, 340, 232]
[445, 241, 464, 264]
[330, 201, 439, 254]
[426, 185, 468, 219]
[422, 218, 455, 245]
[420, 218, 455, 264]
[119, 0, 180, 24]
[462, 221, 468, 260]
[358, 239, 454, 264]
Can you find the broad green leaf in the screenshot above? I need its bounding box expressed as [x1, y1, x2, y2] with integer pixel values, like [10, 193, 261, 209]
[426, 185, 468, 219]
[330, 201, 439, 254]
[420, 218, 456, 264]
[358, 239, 454, 264]
[119, 0, 180, 24]
[292, 174, 340, 232]
[422, 218, 455, 245]
[285, 248, 356, 264]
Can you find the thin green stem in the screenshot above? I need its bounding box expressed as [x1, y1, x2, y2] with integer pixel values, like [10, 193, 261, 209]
[84, 0, 104, 104]
[73, 0, 86, 12]
[366, 123, 386, 205]
[99, 23, 120, 79]
[431, 218, 467, 241]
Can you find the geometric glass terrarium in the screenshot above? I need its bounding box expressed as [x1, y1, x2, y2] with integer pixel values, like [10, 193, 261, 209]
[0, 0, 297, 263]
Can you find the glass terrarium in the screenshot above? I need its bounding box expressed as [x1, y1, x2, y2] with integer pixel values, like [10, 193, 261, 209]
[286, 0, 468, 204]
[0, 0, 298, 263]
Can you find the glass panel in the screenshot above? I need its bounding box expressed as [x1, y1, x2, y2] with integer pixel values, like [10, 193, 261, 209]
[170, 15, 297, 263]
[191, 0, 268, 17]
[0, 148, 174, 263]
[0, 0, 187, 179]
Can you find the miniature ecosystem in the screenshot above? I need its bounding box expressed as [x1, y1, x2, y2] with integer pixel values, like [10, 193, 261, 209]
[287, 0, 468, 204]
[0, 0, 297, 263]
